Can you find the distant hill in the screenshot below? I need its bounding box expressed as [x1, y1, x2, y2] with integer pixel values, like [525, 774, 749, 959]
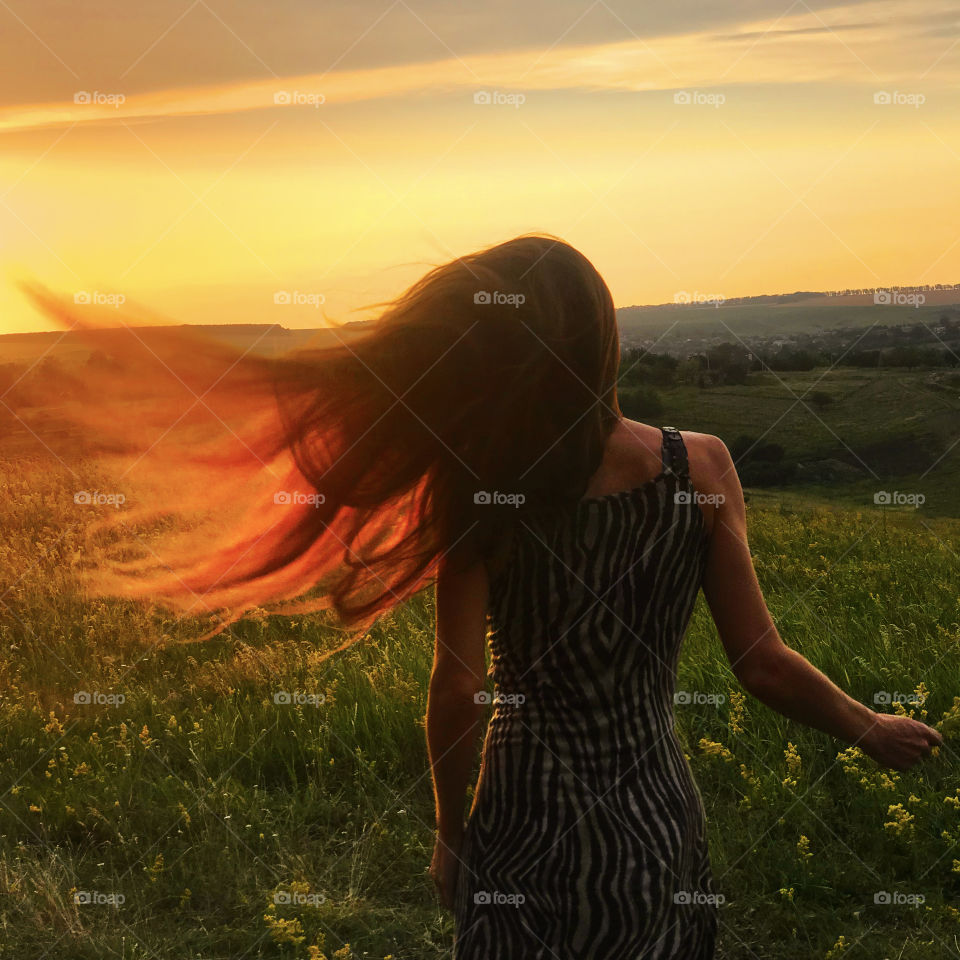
[0, 321, 371, 364]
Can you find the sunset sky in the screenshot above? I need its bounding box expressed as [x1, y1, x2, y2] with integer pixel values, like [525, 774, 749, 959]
[1, 0, 959, 333]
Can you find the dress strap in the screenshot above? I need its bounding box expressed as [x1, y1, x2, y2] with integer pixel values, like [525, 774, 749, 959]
[660, 426, 690, 477]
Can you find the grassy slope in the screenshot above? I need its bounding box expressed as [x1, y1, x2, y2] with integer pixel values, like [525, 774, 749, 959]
[643, 367, 960, 517]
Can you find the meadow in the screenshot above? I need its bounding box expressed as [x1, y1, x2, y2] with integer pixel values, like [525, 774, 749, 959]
[0, 457, 958, 959]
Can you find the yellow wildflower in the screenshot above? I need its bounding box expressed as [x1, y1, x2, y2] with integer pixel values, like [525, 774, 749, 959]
[699, 739, 734, 762]
[728, 690, 746, 735]
[883, 803, 915, 836]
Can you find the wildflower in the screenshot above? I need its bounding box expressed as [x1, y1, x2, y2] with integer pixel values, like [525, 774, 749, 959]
[177, 802, 191, 825]
[147, 854, 164, 882]
[699, 739, 734, 762]
[263, 909, 305, 946]
[883, 803, 915, 836]
[783, 742, 802, 788]
[826, 934, 848, 958]
[728, 690, 746, 735]
[797, 835, 813, 861]
[44, 712, 64, 736]
[779, 886, 795, 901]
[937, 697, 960, 736]
[73, 762, 90, 777]
[139, 725, 154, 749]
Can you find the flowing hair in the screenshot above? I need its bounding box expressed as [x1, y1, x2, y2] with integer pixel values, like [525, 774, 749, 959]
[20, 233, 622, 644]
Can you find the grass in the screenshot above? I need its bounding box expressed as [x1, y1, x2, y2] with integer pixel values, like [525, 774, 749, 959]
[1, 459, 959, 958]
[638, 367, 960, 516]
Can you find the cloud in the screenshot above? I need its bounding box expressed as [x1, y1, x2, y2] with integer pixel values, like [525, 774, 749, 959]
[0, 0, 956, 134]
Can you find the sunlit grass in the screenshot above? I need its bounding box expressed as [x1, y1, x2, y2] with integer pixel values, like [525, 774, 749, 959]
[0, 459, 958, 958]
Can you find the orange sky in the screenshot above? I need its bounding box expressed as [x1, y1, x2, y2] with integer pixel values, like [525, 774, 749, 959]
[1, 0, 959, 333]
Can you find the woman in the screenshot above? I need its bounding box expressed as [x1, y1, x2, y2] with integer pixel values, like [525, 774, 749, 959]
[27, 234, 942, 958]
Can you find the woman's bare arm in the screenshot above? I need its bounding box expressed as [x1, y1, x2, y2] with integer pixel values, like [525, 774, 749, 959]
[689, 432, 942, 770]
[427, 554, 489, 841]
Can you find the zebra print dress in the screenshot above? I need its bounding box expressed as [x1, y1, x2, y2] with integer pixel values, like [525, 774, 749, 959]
[453, 427, 719, 959]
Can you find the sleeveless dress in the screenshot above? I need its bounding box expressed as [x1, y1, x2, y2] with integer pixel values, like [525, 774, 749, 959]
[453, 427, 719, 959]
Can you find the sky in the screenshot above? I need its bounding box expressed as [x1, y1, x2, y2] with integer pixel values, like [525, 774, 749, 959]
[1, 0, 959, 334]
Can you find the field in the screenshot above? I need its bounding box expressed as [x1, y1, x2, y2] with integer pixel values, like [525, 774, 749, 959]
[625, 366, 960, 517]
[1, 458, 959, 959]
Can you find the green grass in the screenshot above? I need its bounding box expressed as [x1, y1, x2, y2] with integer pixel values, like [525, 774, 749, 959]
[638, 366, 960, 516]
[1, 460, 959, 958]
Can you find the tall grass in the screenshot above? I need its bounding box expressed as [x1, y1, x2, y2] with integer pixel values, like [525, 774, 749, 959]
[0, 461, 958, 958]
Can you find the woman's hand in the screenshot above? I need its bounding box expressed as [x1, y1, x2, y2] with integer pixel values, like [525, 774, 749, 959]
[429, 829, 464, 909]
[859, 712, 943, 770]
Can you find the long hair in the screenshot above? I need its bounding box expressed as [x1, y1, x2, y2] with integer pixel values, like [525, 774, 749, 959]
[20, 234, 622, 642]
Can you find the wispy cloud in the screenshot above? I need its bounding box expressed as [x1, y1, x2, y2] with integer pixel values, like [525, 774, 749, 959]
[0, 0, 956, 134]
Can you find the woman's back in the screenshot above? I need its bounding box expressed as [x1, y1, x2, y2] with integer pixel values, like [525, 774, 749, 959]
[453, 425, 719, 959]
